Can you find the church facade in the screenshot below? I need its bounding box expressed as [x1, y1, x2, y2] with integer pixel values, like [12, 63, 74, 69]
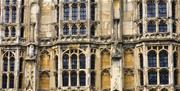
[0, 0, 180, 91]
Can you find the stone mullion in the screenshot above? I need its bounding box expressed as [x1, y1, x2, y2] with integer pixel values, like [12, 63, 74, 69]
[156, 0, 158, 18]
[143, 44, 148, 91]
[15, 48, 20, 90]
[68, 71, 71, 87]
[16, 1, 21, 42]
[87, 0, 90, 38]
[58, 47, 62, 88]
[168, 0, 173, 34]
[86, 46, 91, 89]
[142, 0, 146, 34]
[168, 44, 174, 90]
[157, 48, 160, 85]
[7, 52, 10, 89]
[59, 1, 62, 37]
[0, 48, 2, 88]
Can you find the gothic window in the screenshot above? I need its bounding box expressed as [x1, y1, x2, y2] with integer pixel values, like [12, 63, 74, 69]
[90, 1, 95, 20]
[5, 7, 10, 23]
[80, 3, 86, 20]
[139, 53, 143, 68]
[71, 71, 77, 86]
[11, 27, 16, 37]
[10, 57, 15, 71]
[71, 54, 77, 69]
[160, 69, 169, 84]
[80, 24, 86, 35]
[79, 54, 86, 69]
[139, 23, 143, 34]
[64, 4, 69, 21]
[148, 21, 156, 33]
[5, 0, 10, 5]
[2, 74, 7, 88]
[5, 27, 9, 37]
[148, 50, 156, 67]
[159, 50, 168, 67]
[3, 57, 8, 71]
[72, 3, 78, 20]
[9, 73, 14, 88]
[147, 0, 156, 17]
[158, 0, 167, 17]
[63, 24, 69, 35]
[79, 71, 86, 86]
[91, 54, 95, 69]
[12, 7, 16, 23]
[159, 21, 167, 32]
[172, 1, 176, 19]
[72, 24, 77, 35]
[90, 71, 95, 86]
[173, 52, 177, 68]
[139, 3, 142, 19]
[20, 27, 24, 38]
[148, 70, 157, 85]
[63, 54, 69, 69]
[62, 71, 69, 86]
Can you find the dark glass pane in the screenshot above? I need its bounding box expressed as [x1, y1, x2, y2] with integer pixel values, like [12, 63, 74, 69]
[79, 71, 86, 86]
[160, 70, 169, 84]
[91, 55, 95, 69]
[158, 1, 167, 17]
[62, 71, 69, 86]
[9, 74, 14, 88]
[148, 22, 156, 32]
[147, 1, 156, 17]
[63, 54, 69, 69]
[148, 71, 157, 85]
[71, 72, 77, 86]
[80, 54, 86, 69]
[2, 74, 7, 88]
[159, 23, 167, 32]
[148, 51, 156, 67]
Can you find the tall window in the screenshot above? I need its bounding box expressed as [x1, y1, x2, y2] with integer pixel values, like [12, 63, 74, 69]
[159, 21, 167, 32]
[80, 24, 86, 35]
[148, 51, 157, 67]
[71, 54, 77, 69]
[80, 3, 86, 20]
[147, 1, 156, 17]
[139, 3, 143, 19]
[90, 72, 95, 86]
[148, 70, 157, 85]
[139, 53, 143, 68]
[71, 71, 77, 86]
[2, 74, 7, 88]
[62, 71, 69, 86]
[173, 52, 177, 68]
[55, 26, 59, 37]
[79, 71, 86, 86]
[148, 21, 156, 33]
[5, 27, 9, 37]
[63, 24, 69, 35]
[9, 74, 14, 88]
[159, 50, 168, 67]
[64, 4, 69, 20]
[5, 7, 10, 23]
[5, 0, 10, 5]
[11, 27, 16, 37]
[72, 24, 77, 35]
[20, 27, 24, 38]
[12, 7, 16, 23]
[160, 69, 169, 84]
[91, 54, 95, 69]
[79, 54, 86, 69]
[158, 0, 167, 17]
[72, 3, 78, 20]
[63, 54, 69, 69]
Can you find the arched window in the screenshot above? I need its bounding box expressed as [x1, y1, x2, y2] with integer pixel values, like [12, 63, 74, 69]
[9, 74, 14, 88]
[160, 69, 169, 84]
[5, 7, 10, 23]
[11, 27, 16, 37]
[159, 50, 168, 67]
[148, 50, 156, 67]
[2, 74, 7, 88]
[64, 4, 69, 20]
[5, 27, 9, 37]
[90, 71, 95, 86]
[71, 71, 77, 86]
[62, 71, 69, 86]
[148, 21, 156, 33]
[72, 3, 78, 20]
[72, 24, 77, 35]
[71, 54, 77, 69]
[148, 70, 157, 85]
[3, 57, 8, 71]
[91, 54, 95, 69]
[174, 70, 178, 85]
[79, 71, 86, 86]
[158, 0, 167, 17]
[55, 55, 58, 71]
[147, 0, 156, 17]
[80, 24, 86, 35]
[10, 57, 15, 71]
[63, 54, 69, 69]
[79, 54, 86, 69]
[20, 27, 24, 38]
[173, 52, 177, 68]
[139, 53, 143, 68]
[159, 21, 167, 32]
[12, 7, 16, 23]
[63, 24, 69, 35]
[80, 3, 86, 20]
[18, 73, 23, 89]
